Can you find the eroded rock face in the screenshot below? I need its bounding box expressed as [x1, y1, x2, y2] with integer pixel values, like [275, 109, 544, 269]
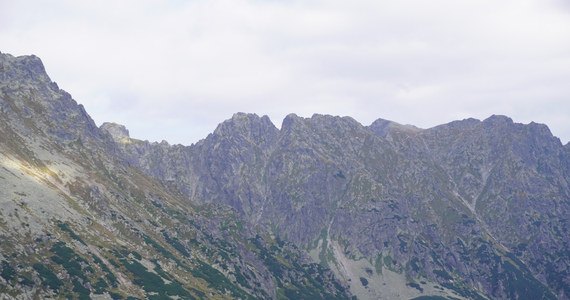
[0, 52, 352, 300]
[0, 52, 105, 147]
[417, 115, 570, 297]
[1, 51, 568, 299]
[116, 113, 569, 299]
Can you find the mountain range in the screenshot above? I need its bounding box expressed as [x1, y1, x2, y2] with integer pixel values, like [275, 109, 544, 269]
[0, 51, 568, 299]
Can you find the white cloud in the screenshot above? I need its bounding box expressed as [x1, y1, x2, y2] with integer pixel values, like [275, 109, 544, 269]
[1, 0, 569, 144]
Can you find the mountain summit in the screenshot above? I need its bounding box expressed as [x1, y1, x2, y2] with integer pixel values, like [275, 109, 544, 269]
[1, 52, 568, 299]
[0, 52, 351, 299]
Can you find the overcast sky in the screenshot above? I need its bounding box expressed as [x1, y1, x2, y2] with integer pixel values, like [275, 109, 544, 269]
[2, 0, 569, 144]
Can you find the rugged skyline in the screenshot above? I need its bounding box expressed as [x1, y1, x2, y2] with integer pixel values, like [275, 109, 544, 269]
[2, 0, 570, 145]
[1, 52, 569, 299]
[0, 51, 352, 299]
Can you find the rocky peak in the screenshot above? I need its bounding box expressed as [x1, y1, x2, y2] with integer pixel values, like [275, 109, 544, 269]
[527, 121, 558, 142]
[100, 122, 130, 142]
[0, 52, 103, 147]
[1, 52, 354, 299]
[0, 52, 51, 85]
[367, 118, 394, 137]
[368, 117, 422, 139]
[482, 114, 514, 126]
[309, 114, 361, 129]
[280, 113, 305, 131]
[281, 113, 363, 134]
[212, 112, 278, 145]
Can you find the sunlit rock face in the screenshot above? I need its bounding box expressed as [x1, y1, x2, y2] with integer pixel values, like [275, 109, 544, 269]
[1, 51, 568, 299]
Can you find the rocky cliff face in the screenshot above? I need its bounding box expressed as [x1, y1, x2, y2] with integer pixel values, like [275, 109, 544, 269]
[1, 51, 568, 300]
[418, 116, 570, 297]
[115, 112, 569, 299]
[0, 52, 351, 299]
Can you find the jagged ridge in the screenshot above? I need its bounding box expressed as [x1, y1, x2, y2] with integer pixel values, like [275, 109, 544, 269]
[113, 115, 569, 299]
[1, 51, 569, 300]
[0, 52, 352, 299]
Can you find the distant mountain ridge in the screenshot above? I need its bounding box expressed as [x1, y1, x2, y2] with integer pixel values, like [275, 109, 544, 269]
[112, 111, 569, 299]
[1, 51, 569, 299]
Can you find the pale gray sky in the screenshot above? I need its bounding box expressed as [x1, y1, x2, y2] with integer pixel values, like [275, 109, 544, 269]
[2, 0, 569, 144]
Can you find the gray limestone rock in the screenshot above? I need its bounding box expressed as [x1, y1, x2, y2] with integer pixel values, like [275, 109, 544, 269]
[0, 52, 351, 300]
[100, 122, 130, 142]
[116, 111, 568, 299]
[1, 51, 568, 299]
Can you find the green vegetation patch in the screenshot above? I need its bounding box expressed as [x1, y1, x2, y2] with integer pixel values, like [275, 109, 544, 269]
[407, 281, 423, 293]
[56, 221, 86, 245]
[72, 278, 90, 300]
[33, 263, 63, 291]
[142, 234, 177, 262]
[122, 259, 193, 298]
[432, 269, 453, 281]
[162, 231, 190, 257]
[375, 254, 383, 274]
[1, 260, 16, 281]
[50, 242, 89, 282]
[191, 261, 249, 298]
[233, 266, 252, 289]
[92, 278, 109, 294]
